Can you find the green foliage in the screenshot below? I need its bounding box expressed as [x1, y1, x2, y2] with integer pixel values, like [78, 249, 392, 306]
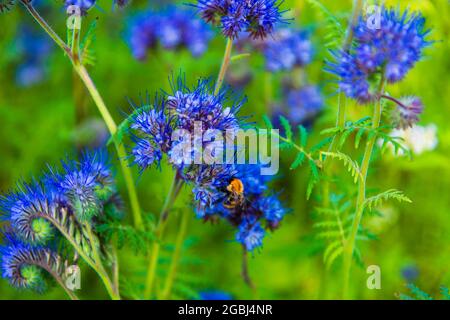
[313, 195, 348, 269]
[262, 115, 330, 198]
[399, 284, 434, 300]
[306, 0, 345, 50]
[80, 20, 98, 66]
[363, 189, 412, 212]
[96, 216, 156, 254]
[321, 151, 362, 183]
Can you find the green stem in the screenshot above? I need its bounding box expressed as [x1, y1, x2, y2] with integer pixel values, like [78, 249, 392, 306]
[322, 0, 364, 207]
[342, 74, 386, 299]
[84, 223, 121, 300]
[21, 2, 72, 57]
[22, 2, 144, 231]
[214, 38, 233, 95]
[144, 174, 184, 299]
[160, 209, 190, 299]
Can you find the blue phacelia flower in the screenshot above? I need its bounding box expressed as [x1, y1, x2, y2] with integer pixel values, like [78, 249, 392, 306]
[327, 7, 431, 103]
[65, 0, 96, 15]
[127, 77, 287, 252]
[195, 0, 286, 39]
[15, 25, 53, 87]
[264, 28, 313, 72]
[0, 150, 122, 295]
[285, 85, 324, 126]
[199, 290, 233, 300]
[236, 218, 265, 252]
[204, 164, 287, 252]
[0, 232, 65, 293]
[128, 6, 213, 61]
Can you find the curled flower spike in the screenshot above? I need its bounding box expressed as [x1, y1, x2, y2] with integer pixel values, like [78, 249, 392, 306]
[1, 180, 60, 245]
[195, 0, 286, 39]
[327, 7, 431, 103]
[0, 232, 69, 293]
[383, 95, 424, 129]
[47, 150, 114, 222]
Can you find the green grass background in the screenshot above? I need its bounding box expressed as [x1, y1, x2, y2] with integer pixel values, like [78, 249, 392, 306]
[0, 0, 449, 299]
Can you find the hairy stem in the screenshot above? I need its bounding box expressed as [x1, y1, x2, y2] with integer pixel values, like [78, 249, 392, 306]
[160, 209, 190, 299]
[84, 223, 121, 300]
[241, 246, 255, 290]
[214, 38, 233, 95]
[22, 2, 144, 231]
[342, 74, 386, 299]
[144, 174, 184, 299]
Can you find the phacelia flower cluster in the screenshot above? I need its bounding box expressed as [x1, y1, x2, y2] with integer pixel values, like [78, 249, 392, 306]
[264, 28, 313, 72]
[15, 25, 53, 87]
[327, 7, 431, 103]
[195, 0, 285, 39]
[0, 150, 122, 292]
[128, 6, 213, 61]
[203, 164, 287, 252]
[128, 77, 288, 252]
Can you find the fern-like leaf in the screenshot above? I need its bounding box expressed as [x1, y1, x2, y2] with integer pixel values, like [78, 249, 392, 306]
[321, 151, 362, 183]
[363, 189, 412, 212]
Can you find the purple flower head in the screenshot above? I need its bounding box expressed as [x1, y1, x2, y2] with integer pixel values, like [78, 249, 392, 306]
[255, 194, 285, 225]
[195, 0, 286, 39]
[327, 7, 431, 103]
[264, 28, 313, 72]
[47, 150, 114, 221]
[203, 164, 287, 251]
[167, 77, 243, 135]
[65, 0, 96, 15]
[236, 217, 265, 252]
[391, 96, 424, 129]
[129, 96, 174, 171]
[127, 6, 213, 60]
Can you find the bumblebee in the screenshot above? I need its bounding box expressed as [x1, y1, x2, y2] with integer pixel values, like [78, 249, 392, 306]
[223, 178, 245, 209]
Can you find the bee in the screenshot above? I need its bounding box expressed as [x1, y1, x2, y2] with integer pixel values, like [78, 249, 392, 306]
[223, 178, 245, 209]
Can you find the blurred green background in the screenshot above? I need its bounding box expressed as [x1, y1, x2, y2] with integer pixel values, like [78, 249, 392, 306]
[0, 0, 449, 299]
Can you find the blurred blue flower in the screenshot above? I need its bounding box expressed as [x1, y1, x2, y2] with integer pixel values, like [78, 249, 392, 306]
[401, 265, 419, 282]
[286, 85, 324, 126]
[127, 6, 213, 61]
[199, 290, 233, 300]
[195, 0, 285, 39]
[15, 25, 53, 87]
[264, 28, 313, 72]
